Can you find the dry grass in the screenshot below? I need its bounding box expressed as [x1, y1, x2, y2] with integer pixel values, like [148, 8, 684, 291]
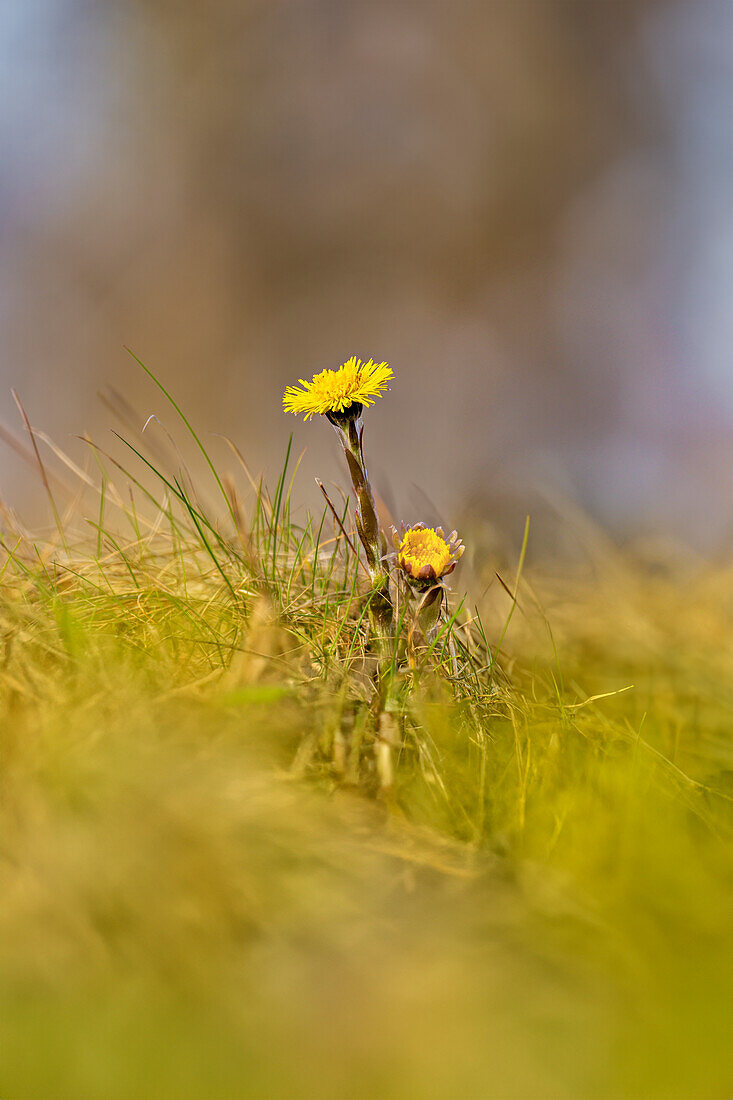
[2, 376, 733, 1098]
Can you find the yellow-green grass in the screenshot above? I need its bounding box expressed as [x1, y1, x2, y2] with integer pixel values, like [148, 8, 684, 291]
[2, 378, 733, 1098]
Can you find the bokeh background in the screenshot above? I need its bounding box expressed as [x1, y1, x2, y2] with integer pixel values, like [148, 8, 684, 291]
[1, 0, 732, 547]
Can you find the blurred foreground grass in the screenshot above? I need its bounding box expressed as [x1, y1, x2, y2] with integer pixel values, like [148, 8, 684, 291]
[2, 393, 733, 1098]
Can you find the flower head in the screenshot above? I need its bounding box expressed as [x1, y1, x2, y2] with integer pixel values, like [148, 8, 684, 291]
[393, 523, 465, 587]
[283, 357, 393, 421]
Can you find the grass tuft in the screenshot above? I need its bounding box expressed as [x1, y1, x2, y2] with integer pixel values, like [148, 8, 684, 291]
[2, 377, 733, 1097]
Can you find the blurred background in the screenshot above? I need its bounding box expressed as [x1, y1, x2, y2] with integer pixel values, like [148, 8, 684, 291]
[1, 0, 732, 548]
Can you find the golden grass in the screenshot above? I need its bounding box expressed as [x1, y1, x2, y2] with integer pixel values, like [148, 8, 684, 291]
[2, 382, 733, 1098]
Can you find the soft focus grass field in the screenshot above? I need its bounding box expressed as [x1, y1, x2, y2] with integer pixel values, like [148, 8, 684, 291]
[2, 384, 733, 1098]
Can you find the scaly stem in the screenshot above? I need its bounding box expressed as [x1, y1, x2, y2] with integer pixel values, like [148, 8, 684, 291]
[327, 407, 398, 789]
[327, 408, 391, 633]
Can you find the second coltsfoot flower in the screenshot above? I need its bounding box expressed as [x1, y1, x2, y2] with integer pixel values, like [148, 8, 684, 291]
[393, 523, 465, 589]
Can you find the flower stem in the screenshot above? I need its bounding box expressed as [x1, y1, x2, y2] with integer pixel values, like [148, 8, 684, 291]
[327, 409, 391, 632]
[327, 408, 399, 789]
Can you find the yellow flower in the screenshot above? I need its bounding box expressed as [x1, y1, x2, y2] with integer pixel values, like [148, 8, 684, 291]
[283, 357, 393, 420]
[393, 524, 465, 586]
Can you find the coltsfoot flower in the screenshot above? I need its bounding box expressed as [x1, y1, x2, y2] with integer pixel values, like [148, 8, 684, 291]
[283, 356, 392, 421]
[393, 523, 465, 587]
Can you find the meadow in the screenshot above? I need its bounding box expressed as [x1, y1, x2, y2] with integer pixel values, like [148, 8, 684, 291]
[2, 365, 733, 1098]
